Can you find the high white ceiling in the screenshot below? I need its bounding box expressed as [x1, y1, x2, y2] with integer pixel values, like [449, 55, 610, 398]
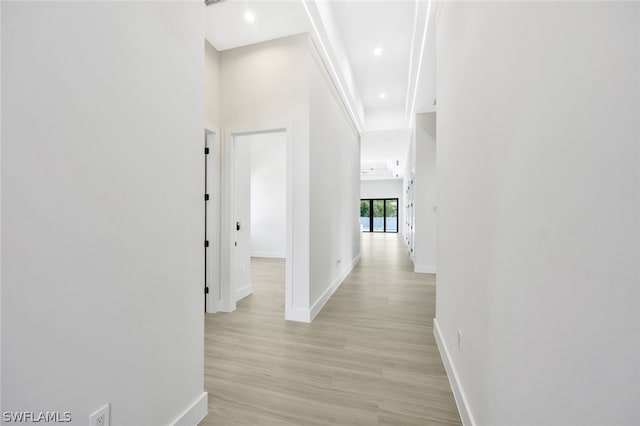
[205, 0, 436, 180]
[328, 1, 415, 114]
[205, 1, 310, 51]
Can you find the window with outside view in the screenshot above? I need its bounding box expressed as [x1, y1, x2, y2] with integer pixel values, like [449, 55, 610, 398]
[360, 198, 398, 233]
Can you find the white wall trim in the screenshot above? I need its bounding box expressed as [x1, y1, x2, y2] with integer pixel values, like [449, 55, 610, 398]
[250, 252, 286, 259]
[287, 307, 311, 323]
[301, 2, 363, 134]
[433, 319, 476, 426]
[217, 298, 232, 313]
[205, 127, 221, 314]
[236, 284, 252, 302]
[310, 254, 361, 321]
[407, 0, 433, 129]
[414, 264, 436, 274]
[171, 392, 208, 426]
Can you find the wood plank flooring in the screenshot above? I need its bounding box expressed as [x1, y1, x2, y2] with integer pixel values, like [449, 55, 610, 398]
[201, 233, 461, 425]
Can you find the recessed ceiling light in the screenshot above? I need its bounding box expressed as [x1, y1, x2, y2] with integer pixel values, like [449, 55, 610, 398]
[379, 93, 387, 99]
[244, 11, 255, 22]
[373, 47, 382, 56]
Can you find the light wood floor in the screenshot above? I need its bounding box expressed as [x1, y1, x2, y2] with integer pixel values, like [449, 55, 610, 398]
[202, 233, 461, 425]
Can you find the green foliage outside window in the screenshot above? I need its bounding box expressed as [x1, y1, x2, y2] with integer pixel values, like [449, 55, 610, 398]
[360, 199, 397, 217]
[360, 200, 370, 217]
[386, 201, 398, 217]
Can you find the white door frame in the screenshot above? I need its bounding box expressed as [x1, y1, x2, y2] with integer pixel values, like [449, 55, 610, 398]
[221, 122, 294, 318]
[205, 127, 221, 314]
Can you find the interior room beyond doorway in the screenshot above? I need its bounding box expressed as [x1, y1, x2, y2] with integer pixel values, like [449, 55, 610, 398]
[231, 130, 288, 314]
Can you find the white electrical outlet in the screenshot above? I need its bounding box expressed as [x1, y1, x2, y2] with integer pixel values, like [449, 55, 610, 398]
[457, 329, 463, 352]
[90, 404, 110, 426]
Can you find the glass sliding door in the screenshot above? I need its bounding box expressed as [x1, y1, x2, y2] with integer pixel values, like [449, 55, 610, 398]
[360, 198, 399, 233]
[360, 200, 371, 231]
[385, 199, 398, 232]
[373, 200, 385, 232]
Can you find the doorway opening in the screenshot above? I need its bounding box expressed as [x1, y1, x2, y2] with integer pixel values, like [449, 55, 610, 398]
[221, 125, 293, 319]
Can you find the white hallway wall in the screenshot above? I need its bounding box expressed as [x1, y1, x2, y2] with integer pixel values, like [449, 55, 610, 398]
[2, 2, 206, 425]
[403, 127, 416, 258]
[0, 2, 3, 409]
[309, 48, 361, 318]
[435, 2, 639, 425]
[403, 113, 437, 273]
[250, 133, 287, 258]
[414, 113, 437, 273]
[360, 179, 404, 234]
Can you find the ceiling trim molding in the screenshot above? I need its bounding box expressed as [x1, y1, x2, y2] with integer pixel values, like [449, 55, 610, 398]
[406, 0, 433, 129]
[405, 0, 420, 118]
[301, 0, 364, 134]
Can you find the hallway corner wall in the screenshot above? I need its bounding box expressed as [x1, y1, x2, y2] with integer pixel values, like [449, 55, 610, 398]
[435, 2, 640, 425]
[1, 2, 206, 424]
[220, 33, 361, 322]
[220, 34, 311, 317]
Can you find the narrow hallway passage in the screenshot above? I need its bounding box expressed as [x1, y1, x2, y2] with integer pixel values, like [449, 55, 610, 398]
[202, 233, 461, 425]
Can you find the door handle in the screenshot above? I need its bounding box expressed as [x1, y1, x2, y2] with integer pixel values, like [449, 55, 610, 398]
[236, 222, 241, 231]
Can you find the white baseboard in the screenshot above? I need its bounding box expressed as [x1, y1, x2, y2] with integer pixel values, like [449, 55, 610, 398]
[235, 284, 252, 302]
[415, 264, 436, 274]
[285, 254, 361, 323]
[309, 254, 361, 321]
[286, 307, 311, 323]
[171, 392, 208, 426]
[217, 299, 232, 313]
[250, 251, 286, 259]
[433, 319, 475, 426]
